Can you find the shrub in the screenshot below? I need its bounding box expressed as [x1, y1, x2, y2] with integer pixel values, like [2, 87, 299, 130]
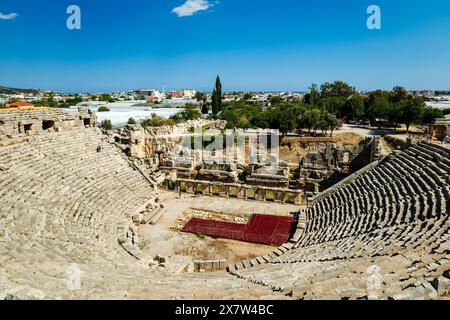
[98, 106, 110, 112]
[100, 119, 112, 130]
[201, 104, 209, 114]
[141, 113, 175, 128]
[127, 117, 137, 125]
[284, 193, 294, 204]
[169, 104, 201, 123]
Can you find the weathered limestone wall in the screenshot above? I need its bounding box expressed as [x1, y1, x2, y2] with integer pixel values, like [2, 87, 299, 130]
[164, 179, 304, 205]
[312, 153, 388, 203]
[112, 120, 226, 159]
[0, 107, 96, 139]
[349, 136, 381, 172]
[193, 260, 227, 272]
[146, 119, 226, 137]
[430, 118, 450, 140]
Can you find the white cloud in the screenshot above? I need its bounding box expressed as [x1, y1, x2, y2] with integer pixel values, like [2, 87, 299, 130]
[0, 12, 18, 20]
[172, 0, 212, 17]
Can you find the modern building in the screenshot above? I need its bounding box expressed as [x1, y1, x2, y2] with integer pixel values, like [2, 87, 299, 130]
[180, 89, 197, 100]
[134, 89, 164, 101]
[166, 89, 197, 100]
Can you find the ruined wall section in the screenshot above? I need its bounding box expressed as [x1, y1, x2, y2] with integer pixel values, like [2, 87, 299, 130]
[114, 119, 227, 159]
[0, 107, 96, 140]
[145, 119, 226, 137]
[349, 136, 381, 172]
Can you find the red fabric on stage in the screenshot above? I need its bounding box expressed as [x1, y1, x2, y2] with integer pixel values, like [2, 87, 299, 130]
[181, 214, 295, 246]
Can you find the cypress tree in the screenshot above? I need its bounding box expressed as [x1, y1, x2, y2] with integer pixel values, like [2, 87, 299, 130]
[215, 75, 223, 112]
[211, 89, 218, 115]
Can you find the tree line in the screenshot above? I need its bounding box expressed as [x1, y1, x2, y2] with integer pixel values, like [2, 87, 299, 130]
[302, 82, 442, 133]
[215, 81, 448, 135]
[33, 95, 83, 108]
[219, 102, 340, 136]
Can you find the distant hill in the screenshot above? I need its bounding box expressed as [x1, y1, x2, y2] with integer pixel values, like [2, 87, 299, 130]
[0, 86, 41, 95]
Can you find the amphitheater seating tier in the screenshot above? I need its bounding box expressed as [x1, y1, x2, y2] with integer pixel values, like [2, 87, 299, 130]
[233, 141, 449, 299]
[0, 126, 449, 300]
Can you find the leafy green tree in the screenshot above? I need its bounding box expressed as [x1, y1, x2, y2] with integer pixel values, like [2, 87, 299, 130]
[269, 96, 283, 106]
[321, 111, 340, 137]
[47, 95, 58, 108]
[276, 106, 297, 136]
[237, 114, 251, 128]
[366, 90, 391, 122]
[421, 107, 443, 124]
[194, 91, 204, 101]
[304, 84, 320, 105]
[33, 96, 58, 108]
[100, 94, 115, 103]
[220, 109, 241, 129]
[252, 109, 271, 128]
[7, 97, 20, 104]
[320, 96, 346, 116]
[320, 81, 355, 98]
[243, 93, 252, 101]
[344, 94, 365, 120]
[387, 102, 404, 131]
[64, 95, 82, 106]
[390, 86, 409, 104]
[401, 96, 426, 133]
[303, 109, 322, 133]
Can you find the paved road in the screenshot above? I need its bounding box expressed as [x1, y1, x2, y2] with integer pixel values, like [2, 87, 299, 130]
[337, 124, 399, 137]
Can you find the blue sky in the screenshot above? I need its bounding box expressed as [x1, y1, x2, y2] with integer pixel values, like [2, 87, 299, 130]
[0, 0, 449, 93]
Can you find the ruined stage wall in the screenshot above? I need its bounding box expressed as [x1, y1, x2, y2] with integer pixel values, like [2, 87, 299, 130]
[163, 179, 304, 205]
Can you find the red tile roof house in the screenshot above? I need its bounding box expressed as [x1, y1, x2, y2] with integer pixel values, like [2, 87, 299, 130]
[6, 101, 34, 108]
[146, 96, 160, 104]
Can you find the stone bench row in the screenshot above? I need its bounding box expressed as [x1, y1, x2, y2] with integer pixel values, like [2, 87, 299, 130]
[0, 128, 161, 295]
[229, 143, 449, 299]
